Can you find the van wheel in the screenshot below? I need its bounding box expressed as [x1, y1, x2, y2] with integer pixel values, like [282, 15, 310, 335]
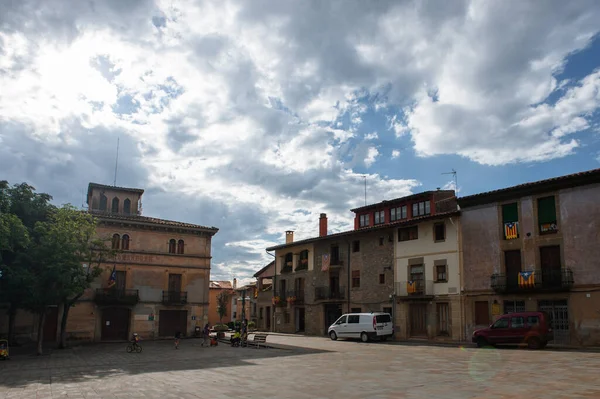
[360, 332, 369, 342]
[527, 337, 541, 350]
[476, 337, 489, 348]
[329, 331, 337, 341]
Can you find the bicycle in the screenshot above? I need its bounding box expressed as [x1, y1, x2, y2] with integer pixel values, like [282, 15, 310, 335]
[127, 333, 143, 353]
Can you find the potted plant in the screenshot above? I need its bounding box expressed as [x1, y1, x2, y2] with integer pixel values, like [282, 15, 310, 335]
[272, 296, 281, 305]
[287, 296, 296, 305]
[213, 324, 228, 339]
[248, 321, 256, 331]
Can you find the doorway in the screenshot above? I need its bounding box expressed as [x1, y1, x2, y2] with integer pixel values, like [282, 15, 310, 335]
[538, 299, 569, 344]
[168, 273, 183, 301]
[409, 303, 428, 336]
[158, 310, 188, 337]
[266, 306, 271, 331]
[296, 307, 305, 333]
[504, 250, 522, 291]
[101, 307, 131, 341]
[540, 246, 561, 288]
[324, 304, 342, 335]
[43, 306, 59, 342]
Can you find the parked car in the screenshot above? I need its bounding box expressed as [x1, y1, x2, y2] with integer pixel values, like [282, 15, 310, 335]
[472, 311, 553, 349]
[328, 312, 393, 342]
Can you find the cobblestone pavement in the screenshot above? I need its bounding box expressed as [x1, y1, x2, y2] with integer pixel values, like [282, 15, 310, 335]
[1, 335, 600, 398]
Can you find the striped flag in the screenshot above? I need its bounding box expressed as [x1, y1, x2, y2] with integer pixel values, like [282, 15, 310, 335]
[107, 265, 117, 288]
[321, 254, 330, 272]
[504, 222, 519, 240]
[518, 271, 535, 288]
[407, 281, 416, 294]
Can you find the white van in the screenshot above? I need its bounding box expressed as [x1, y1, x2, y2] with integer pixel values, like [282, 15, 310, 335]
[328, 312, 393, 342]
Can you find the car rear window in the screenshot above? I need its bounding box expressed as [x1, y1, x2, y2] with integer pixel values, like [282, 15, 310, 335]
[527, 316, 540, 326]
[376, 314, 391, 323]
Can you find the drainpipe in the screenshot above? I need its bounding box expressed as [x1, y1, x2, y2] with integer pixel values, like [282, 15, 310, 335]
[266, 249, 275, 332]
[347, 241, 351, 313]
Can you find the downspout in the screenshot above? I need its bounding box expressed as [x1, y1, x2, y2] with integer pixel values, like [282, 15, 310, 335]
[347, 241, 351, 313]
[266, 249, 276, 332]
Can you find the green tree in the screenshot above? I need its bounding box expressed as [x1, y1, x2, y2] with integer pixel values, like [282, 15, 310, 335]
[216, 290, 233, 323]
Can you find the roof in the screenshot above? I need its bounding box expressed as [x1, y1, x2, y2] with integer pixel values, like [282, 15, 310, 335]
[458, 168, 600, 208]
[253, 261, 275, 278]
[266, 210, 460, 251]
[350, 190, 454, 213]
[210, 281, 233, 289]
[88, 210, 219, 233]
[87, 182, 145, 200]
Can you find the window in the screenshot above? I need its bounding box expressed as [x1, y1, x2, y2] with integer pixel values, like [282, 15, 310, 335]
[352, 240, 360, 252]
[412, 201, 431, 217]
[352, 270, 360, 288]
[437, 303, 449, 336]
[434, 223, 445, 241]
[111, 197, 119, 213]
[283, 252, 293, 270]
[99, 194, 108, 211]
[359, 214, 370, 227]
[111, 234, 120, 250]
[511, 316, 525, 328]
[492, 318, 509, 329]
[233, 312, 237, 319]
[374, 210, 385, 225]
[168, 239, 176, 254]
[474, 301, 489, 326]
[335, 315, 347, 325]
[379, 274, 385, 284]
[379, 237, 384, 246]
[538, 196, 558, 234]
[124, 198, 131, 214]
[382, 307, 392, 316]
[297, 250, 309, 270]
[331, 245, 340, 264]
[177, 239, 185, 254]
[350, 308, 361, 313]
[390, 205, 407, 221]
[526, 316, 540, 327]
[502, 202, 519, 240]
[92, 197, 99, 210]
[435, 265, 447, 282]
[503, 300, 525, 314]
[375, 314, 391, 323]
[398, 226, 418, 241]
[121, 234, 130, 250]
[348, 315, 360, 323]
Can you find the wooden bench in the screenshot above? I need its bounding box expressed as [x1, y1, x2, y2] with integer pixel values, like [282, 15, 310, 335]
[247, 333, 268, 349]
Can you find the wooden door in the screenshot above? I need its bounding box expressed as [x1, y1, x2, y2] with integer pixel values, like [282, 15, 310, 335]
[168, 274, 182, 302]
[504, 250, 521, 291]
[158, 310, 188, 337]
[409, 303, 427, 336]
[266, 307, 271, 330]
[43, 306, 59, 342]
[474, 301, 490, 326]
[101, 307, 130, 341]
[115, 271, 126, 291]
[540, 246, 561, 288]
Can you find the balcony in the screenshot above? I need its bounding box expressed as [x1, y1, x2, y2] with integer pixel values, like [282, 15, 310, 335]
[314, 286, 345, 301]
[395, 280, 434, 299]
[162, 291, 188, 305]
[285, 290, 305, 306]
[281, 262, 293, 274]
[273, 291, 288, 307]
[329, 259, 344, 269]
[95, 288, 139, 306]
[295, 259, 309, 271]
[491, 268, 574, 293]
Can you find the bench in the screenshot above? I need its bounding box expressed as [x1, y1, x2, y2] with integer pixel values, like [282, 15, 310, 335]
[246, 333, 268, 349]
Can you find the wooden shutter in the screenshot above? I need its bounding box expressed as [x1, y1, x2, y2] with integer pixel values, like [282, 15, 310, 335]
[502, 203, 518, 223]
[537, 196, 556, 224]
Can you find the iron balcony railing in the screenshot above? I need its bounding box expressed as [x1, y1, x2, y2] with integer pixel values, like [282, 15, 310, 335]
[284, 290, 305, 305]
[95, 288, 139, 306]
[314, 286, 345, 301]
[491, 268, 574, 293]
[273, 291, 288, 307]
[395, 280, 434, 298]
[281, 262, 293, 273]
[162, 291, 188, 305]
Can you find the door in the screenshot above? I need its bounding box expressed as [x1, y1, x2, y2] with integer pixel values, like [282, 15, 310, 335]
[295, 278, 305, 301]
[540, 246, 561, 288]
[538, 299, 569, 344]
[474, 301, 490, 326]
[508, 315, 528, 344]
[324, 304, 342, 335]
[409, 303, 427, 336]
[115, 271, 126, 291]
[410, 265, 424, 294]
[487, 317, 510, 344]
[101, 307, 130, 341]
[43, 306, 59, 342]
[168, 274, 182, 302]
[266, 307, 271, 330]
[329, 274, 340, 298]
[159, 310, 188, 337]
[296, 307, 305, 332]
[504, 250, 522, 291]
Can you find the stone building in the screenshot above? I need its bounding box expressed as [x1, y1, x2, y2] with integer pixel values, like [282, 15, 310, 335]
[2, 182, 219, 344]
[208, 280, 233, 327]
[458, 168, 600, 346]
[254, 261, 275, 331]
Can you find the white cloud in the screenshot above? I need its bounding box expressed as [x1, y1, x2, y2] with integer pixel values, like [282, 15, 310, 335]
[391, 150, 401, 159]
[364, 132, 378, 140]
[364, 147, 379, 167]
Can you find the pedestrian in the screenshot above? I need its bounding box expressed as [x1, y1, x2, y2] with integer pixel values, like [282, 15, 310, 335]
[174, 331, 181, 349]
[201, 323, 210, 347]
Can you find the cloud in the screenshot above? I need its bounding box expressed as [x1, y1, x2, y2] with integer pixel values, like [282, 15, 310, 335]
[364, 147, 380, 167]
[391, 149, 401, 159]
[364, 132, 378, 140]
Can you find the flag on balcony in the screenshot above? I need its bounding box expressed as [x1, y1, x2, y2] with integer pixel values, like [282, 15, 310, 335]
[407, 281, 416, 294]
[107, 265, 116, 288]
[504, 222, 519, 239]
[518, 271, 535, 288]
[321, 254, 330, 272]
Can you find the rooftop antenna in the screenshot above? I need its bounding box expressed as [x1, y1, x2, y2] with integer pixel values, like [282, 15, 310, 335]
[113, 137, 120, 187]
[442, 169, 458, 193]
[363, 175, 367, 206]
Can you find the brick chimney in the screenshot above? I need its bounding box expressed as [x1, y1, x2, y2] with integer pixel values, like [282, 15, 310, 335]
[233, 278, 237, 290]
[285, 230, 294, 244]
[319, 213, 328, 237]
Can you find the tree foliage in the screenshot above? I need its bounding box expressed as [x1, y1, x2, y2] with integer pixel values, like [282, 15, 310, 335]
[216, 290, 233, 322]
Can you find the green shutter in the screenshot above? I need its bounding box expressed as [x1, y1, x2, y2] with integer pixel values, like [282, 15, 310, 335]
[502, 203, 518, 223]
[538, 196, 556, 224]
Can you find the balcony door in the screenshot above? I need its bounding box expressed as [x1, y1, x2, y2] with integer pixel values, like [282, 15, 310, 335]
[168, 274, 182, 302]
[410, 265, 424, 293]
[329, 273, 340, 297]
[504, 250, 521, 291]
[115, 271, 126, 291]
[295, 278, 305, 299]
[540, 246, 561, 288]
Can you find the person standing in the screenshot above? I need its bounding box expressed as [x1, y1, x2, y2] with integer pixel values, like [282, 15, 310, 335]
[201, 323, 210, 347]
[174, 331, 181, 349]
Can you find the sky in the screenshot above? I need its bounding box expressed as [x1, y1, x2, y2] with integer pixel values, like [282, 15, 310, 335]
[1, 0, 600, 285]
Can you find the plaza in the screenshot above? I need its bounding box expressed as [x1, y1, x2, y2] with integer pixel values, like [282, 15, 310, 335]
[1, 335, 599, 398]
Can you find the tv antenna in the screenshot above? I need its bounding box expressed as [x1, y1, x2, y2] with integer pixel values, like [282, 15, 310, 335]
[442, 169, 458, 192]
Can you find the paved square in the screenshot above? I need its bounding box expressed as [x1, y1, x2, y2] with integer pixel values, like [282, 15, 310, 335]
[1, 335, 599, 398]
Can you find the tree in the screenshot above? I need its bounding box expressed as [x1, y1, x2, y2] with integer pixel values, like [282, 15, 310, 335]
[216, 290, 233, 323]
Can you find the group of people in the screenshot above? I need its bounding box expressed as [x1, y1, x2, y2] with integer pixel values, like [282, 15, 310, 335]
[230, 319, 248, 347]
[174, 323, 213, 349]
[131, 321, 244, 350]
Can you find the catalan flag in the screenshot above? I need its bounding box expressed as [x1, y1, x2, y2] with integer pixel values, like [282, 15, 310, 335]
[321, 254, 330, 272]
[518, 271, 535, 288]
[407, 281, 417, 294]
[504, 222, 519, 240]
[107, 265, 117, 288]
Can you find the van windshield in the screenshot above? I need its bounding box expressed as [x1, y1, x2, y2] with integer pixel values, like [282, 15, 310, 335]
[375, 314, 391, 323]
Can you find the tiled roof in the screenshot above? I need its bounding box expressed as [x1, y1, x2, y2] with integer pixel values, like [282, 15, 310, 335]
[458, 168, 600, 208]
[210, 281, 233, 289]
[266, 210, 460, 251]
[89, 210, 219, 233]
[88, 182, 145, 194]
[350, 190, 454, 213]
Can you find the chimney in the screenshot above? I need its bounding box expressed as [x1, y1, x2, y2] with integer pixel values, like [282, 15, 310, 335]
[319, 213, 328, 237]
[285, 230, 294, 244]
[233, 278, 237, 290]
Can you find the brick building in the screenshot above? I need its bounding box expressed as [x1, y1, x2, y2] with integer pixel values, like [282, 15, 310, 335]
[254, 261, 275, 331]
[208, 280, 233, 327]
[458, 169, 600, 346]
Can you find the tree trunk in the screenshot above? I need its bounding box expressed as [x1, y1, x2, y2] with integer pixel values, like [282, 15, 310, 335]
[7, 305, 17, 346]
[36, 309, 46, 356]
[58, 302, 70, 349]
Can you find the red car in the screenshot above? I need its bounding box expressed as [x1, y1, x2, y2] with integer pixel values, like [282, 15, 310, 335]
[472, 311, 554, 349]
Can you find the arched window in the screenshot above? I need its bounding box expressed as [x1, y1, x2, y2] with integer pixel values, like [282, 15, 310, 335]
[100, 194, 108, 211]
[92, 197, 99, 210]
[168, 239, 176, 254]
[112, 234, 120, 250]
[121, 234, 130, 250]
[111, 197, 119, 213]
[124, 198, 131, 214]
[177, 239, 185, 254]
